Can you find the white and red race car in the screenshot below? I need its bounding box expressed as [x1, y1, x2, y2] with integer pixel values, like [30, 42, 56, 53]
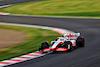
[39, 33, 85, 53]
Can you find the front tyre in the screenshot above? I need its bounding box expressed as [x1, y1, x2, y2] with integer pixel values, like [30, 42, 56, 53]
[39, 41, 49, 51]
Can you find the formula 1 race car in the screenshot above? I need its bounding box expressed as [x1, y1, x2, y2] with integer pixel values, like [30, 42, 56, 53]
[39, 33, 85, 53]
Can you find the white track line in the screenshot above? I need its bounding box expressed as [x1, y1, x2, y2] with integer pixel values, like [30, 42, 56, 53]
[10, 14, 100, 19]
[0, 5, 11, 8]
[0, 22, 74, 33]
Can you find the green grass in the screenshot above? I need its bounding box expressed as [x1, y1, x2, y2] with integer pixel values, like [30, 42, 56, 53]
[0, 24, 60, 61]
[0, 0, 100, 17]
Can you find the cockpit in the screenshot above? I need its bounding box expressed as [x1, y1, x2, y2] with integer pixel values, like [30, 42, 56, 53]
[55, 37, 69, 41]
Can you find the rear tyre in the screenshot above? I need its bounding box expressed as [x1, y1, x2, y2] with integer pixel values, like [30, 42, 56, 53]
[76, 36, 85, 47]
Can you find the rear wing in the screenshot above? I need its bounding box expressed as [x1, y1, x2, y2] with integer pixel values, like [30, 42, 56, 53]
[62, 33, 80, 37]
[62, 33, 80, 40]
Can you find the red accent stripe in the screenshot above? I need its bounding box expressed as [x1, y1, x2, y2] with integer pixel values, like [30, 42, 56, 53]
[8, 59, 21, 61]
[34, 52, 42, 54]
[42, 48, 50, 52]
[27, 54, 39, 56]
[18, 57, 31, 59]
[56, 47, 67, 51]
[0, 62, 11, 64]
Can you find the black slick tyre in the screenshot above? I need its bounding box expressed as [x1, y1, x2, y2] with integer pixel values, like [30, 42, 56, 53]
[39, 42, 49, 51]
[76, 36, 85, 47]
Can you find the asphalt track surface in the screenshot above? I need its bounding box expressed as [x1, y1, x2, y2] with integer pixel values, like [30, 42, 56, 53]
[0, 1, 100, 67]
[0, 0, 36, 6]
